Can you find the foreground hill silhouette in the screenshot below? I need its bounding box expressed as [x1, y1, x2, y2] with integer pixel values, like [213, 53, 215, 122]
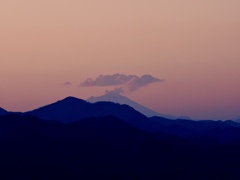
[2, 97, 240, 179]
[0, 107, 8, 116]
[1, 114, 240, 179]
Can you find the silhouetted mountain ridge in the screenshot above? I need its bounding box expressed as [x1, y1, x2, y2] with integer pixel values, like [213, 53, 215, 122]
[26, 96, 146, 121]
[151, 116, 240, 131]
[23, 96, 240, 133]
[25, 96, 166, 132]
[147, 116, 240, 144]
[1, 114, 240, 179]
[0, 107, 8, 116]
[87, 93, 180, 119]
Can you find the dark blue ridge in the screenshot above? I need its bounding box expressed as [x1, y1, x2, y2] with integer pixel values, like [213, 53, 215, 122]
[25, 96, 162, 132]
[0, 107, 8, 116]
[1, 114, 240, 179]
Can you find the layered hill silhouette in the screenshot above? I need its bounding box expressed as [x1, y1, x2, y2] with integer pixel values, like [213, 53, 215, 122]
[87, 93, 178, 119]
[26, 96, 146, 122]
[0, 96, 237, 135]
[2, 113, 240, 179]
[1, 97, 240, 179]
[20, 96, 240, 141]
[25, 96, 164, 132]
[150, 116, 240, 142]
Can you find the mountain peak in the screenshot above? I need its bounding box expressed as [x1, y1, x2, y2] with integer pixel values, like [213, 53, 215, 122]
[61, 96, 83, 101]
[56, 96, 89, 105]
[104, 91, 124, 97]
[87, 94, 177, 119]
[88, 93, 126, 103]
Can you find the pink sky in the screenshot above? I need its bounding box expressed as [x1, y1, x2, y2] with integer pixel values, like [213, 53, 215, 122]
[0, 0, 240, 120]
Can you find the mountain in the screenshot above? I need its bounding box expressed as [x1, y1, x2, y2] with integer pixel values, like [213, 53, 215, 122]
[2, 114, 240, 179]
[87, 93, 178, 119]
[150, 116, 236, 131]
[0, 107, 8, 116]
[26, 96, 162, 132]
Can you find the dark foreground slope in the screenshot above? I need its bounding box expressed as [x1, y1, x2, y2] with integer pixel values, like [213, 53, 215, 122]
[0, 107, 8, 116]
[1, 114, 240, 179]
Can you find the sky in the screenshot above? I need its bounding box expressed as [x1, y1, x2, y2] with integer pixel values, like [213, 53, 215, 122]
[0, 0, 240, 120]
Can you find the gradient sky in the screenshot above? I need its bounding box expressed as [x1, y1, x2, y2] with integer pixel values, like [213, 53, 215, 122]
[1, 0, 240, 120]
